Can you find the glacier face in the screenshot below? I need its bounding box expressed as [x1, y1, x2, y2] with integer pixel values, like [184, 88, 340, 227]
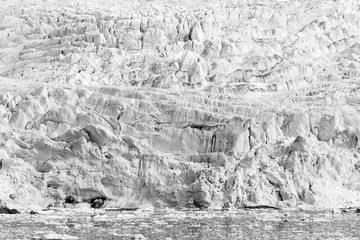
[1, 0, 360, 209]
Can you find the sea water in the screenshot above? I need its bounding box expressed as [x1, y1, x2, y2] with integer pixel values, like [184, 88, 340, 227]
[0, 209, 358, 239]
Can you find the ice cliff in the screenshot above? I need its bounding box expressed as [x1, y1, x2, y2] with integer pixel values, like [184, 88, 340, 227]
[1, 0, 360, 209]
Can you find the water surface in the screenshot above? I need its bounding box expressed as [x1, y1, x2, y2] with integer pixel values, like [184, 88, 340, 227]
[0, 209, 358, 239]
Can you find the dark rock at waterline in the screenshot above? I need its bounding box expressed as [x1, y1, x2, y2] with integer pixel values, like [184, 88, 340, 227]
[0, 206, 20, 214]
[243, 205, 281, 210]
[355, 208, 360, 213]
[90, 197, 106, 209]
[30, 210, 39, 215]
[105, 207, 139, 212]
[193, 200, 208, 210]
[65, 196, 76, 204]
[91, 199, 104, 209]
